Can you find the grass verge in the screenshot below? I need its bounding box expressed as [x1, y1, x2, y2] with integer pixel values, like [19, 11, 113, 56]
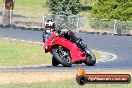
[0, 39, 100, 66]
[0, 39, 51, 66]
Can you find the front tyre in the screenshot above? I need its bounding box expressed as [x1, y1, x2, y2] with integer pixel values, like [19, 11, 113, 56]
[85, 49, 96, 66]
[52, 46, 72, 67]
[52, 56, 59, 66]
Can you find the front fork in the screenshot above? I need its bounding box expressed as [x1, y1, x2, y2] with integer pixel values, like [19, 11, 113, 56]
[85, 48, 96, 60]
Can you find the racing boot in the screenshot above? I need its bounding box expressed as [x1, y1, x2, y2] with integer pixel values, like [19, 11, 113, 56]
[76, 39, 87, 50]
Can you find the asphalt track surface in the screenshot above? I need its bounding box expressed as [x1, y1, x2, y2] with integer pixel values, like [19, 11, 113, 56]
[0, 28, 132, 71]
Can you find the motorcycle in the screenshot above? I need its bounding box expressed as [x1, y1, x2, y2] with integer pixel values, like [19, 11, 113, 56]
[43, 31, 96, 67]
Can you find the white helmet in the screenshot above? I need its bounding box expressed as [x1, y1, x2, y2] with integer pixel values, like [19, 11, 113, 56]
[45, 20, 55, 33]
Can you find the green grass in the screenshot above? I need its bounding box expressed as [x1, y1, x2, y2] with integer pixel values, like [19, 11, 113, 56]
[0, 39, 100, 66]
[14, 0, 49, 14]
[0, 78, 131, 88]
[0, 0, 49, 14]
[0, 0, 3, 10]
[0, 39, 51, 66]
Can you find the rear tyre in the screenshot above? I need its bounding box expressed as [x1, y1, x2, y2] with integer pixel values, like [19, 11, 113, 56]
[52, 46, 72, 67]
[52, 56, 59, 66]
[85, 49, 96, 66]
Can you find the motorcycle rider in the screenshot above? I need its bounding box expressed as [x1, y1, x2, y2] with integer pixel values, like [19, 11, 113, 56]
[56, 29, 87, 50]
[42, 19, 56, 42]
[42, 19, 86, 50]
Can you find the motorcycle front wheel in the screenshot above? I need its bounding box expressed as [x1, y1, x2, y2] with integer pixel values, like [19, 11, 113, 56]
[52, 46, 72, 67]
[52, 56, 59, 66]
[85, 48, 96, 66]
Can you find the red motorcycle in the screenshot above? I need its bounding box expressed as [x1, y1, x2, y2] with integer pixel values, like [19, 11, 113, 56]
[43, 31, 96, 67]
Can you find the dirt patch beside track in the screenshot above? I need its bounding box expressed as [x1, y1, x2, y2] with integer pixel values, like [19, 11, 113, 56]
[0, 70, 131, 84]
[0, 72, 75, 84]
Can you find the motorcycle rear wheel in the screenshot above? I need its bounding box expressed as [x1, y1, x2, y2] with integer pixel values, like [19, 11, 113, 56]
[52, 46, 72, 67]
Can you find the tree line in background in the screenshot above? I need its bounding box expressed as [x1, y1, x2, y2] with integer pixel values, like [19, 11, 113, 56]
[91, 0, 132, 21]
[46, 0, 82, 16]
[47, 0, 132, 21]
[2, 0, 132, 24]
